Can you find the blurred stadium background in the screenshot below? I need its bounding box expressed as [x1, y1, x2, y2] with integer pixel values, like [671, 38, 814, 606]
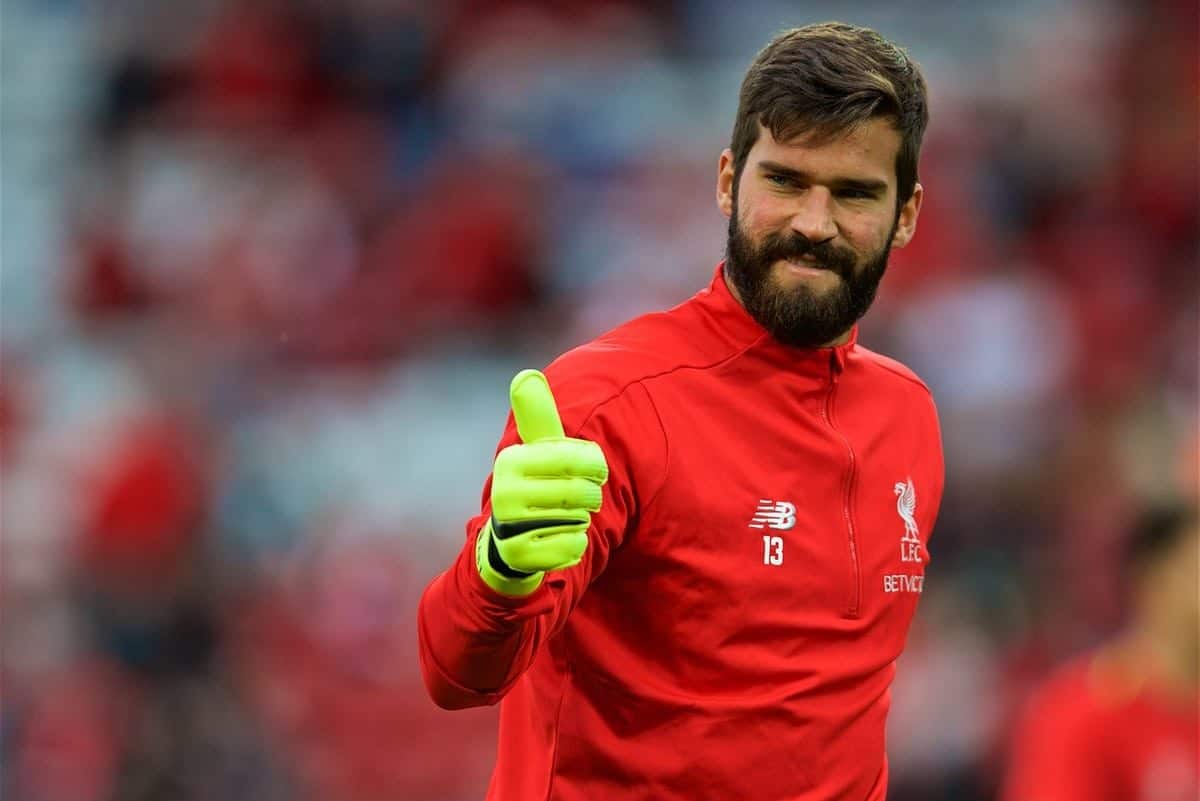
[1, 1, 1196, 799]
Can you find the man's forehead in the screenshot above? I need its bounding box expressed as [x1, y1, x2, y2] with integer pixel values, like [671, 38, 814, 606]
[753, 119, 900, 180]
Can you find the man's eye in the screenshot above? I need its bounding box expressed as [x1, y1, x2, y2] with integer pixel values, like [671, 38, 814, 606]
[766, 174, 794, 187]
[838, 188, 875, 200]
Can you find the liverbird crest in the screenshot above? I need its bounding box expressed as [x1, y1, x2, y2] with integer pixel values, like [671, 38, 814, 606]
[893, 478, 920, 543]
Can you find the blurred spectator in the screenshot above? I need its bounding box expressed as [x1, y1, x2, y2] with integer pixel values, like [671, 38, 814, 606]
[887, 583, 1003, 801]
[230, 530, 497, 801]
[1000, 503, 1199, 801]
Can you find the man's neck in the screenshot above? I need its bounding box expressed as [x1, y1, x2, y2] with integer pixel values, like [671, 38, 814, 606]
[1106, 628, 1200, 702]
[723, 268, 744, 307]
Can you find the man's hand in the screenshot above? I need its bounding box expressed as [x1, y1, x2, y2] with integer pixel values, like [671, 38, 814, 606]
[475, 370, 609, 596]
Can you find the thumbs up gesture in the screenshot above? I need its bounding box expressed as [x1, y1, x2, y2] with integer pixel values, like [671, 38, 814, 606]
[475, 370, 610, 596]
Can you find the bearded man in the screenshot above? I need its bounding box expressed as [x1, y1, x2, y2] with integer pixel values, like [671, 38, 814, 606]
[419, 21, 943, 801]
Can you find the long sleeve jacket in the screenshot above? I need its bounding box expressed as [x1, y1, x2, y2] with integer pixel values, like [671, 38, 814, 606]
[419, 264, 945, 801]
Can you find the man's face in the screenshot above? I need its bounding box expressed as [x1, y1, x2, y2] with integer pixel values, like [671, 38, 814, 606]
[716, 119, 922, 347]
[1145, 522, 1200, 652]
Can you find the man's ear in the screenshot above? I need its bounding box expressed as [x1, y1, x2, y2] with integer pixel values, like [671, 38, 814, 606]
[891, 183, 923, 249]
[717, 149, 735, 218]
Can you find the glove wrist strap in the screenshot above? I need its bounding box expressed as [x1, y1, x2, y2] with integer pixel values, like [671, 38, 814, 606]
[475, 521, 544, 596]
[487, 521, 536, 578]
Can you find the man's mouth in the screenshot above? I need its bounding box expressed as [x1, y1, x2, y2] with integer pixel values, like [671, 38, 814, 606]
[782, 256, 835, 277]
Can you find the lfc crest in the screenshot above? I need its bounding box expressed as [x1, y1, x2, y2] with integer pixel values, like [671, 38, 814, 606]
[894, 478, 922, 563]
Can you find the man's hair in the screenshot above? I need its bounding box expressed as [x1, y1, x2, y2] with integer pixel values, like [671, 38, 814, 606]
[1127, 501, 1199, 580]
[730, 22, 929, 206]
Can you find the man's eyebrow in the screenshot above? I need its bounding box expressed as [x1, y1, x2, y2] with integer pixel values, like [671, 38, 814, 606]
[756, 161, 889, 192]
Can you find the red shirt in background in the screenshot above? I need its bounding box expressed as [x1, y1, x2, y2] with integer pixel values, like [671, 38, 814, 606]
[1002, 650, 1199, 801]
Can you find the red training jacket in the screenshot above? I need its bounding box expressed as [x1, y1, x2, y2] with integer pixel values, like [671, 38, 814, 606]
[419, 264, 945, 800]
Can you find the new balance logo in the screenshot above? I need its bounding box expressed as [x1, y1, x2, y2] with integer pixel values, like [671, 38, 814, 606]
[749, 500, 796, 530]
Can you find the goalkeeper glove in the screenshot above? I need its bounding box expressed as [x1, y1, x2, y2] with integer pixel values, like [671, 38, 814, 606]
[475, 369, 609, 596]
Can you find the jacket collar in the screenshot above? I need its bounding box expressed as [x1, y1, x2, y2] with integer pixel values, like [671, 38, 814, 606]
[696, 262, 858, 373]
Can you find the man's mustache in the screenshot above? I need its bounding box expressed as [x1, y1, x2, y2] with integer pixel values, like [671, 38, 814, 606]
[760, 234, 856, 278]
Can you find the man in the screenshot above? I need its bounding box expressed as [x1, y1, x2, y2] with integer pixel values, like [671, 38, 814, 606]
[419, 22, 942, 800]
[1001, 503, 1199, 801]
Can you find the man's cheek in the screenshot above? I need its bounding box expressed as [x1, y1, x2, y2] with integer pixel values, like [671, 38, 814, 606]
[741, 196, 789, 230]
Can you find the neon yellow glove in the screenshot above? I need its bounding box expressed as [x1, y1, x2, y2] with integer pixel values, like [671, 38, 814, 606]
[475, 369, 609, 596]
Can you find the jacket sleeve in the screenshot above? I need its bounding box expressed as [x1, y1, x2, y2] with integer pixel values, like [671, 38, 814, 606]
[921, 390, 945, 555]
[417, 367, 668, 709]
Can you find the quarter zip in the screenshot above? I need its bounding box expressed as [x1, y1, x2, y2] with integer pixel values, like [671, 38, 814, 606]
[822, 354, 861, 618]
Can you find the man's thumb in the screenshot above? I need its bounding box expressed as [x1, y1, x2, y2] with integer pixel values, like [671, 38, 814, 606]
[510, 369, 565, 443]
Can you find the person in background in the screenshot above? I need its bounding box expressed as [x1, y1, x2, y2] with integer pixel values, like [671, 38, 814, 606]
[419, 21, 944, 800]
[1001, 501, 1199, 801]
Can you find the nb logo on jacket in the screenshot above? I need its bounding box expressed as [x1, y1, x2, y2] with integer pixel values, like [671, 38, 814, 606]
[749, 500, 796, 530]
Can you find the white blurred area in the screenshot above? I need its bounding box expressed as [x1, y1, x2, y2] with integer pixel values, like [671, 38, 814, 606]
[2, 1, 1196, 800]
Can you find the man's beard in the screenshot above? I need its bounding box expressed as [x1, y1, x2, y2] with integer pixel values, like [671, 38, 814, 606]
[725, 201, 896, 348]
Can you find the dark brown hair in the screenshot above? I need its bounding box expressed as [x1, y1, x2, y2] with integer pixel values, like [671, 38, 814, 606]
[731, 22, 929, 205]
[1127, 501, 1199, 580]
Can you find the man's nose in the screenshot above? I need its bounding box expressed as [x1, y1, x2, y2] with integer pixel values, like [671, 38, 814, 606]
[789, 188, 838, 243]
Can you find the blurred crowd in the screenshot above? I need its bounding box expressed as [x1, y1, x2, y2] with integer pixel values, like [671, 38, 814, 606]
[1, 1, 1196, 800]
